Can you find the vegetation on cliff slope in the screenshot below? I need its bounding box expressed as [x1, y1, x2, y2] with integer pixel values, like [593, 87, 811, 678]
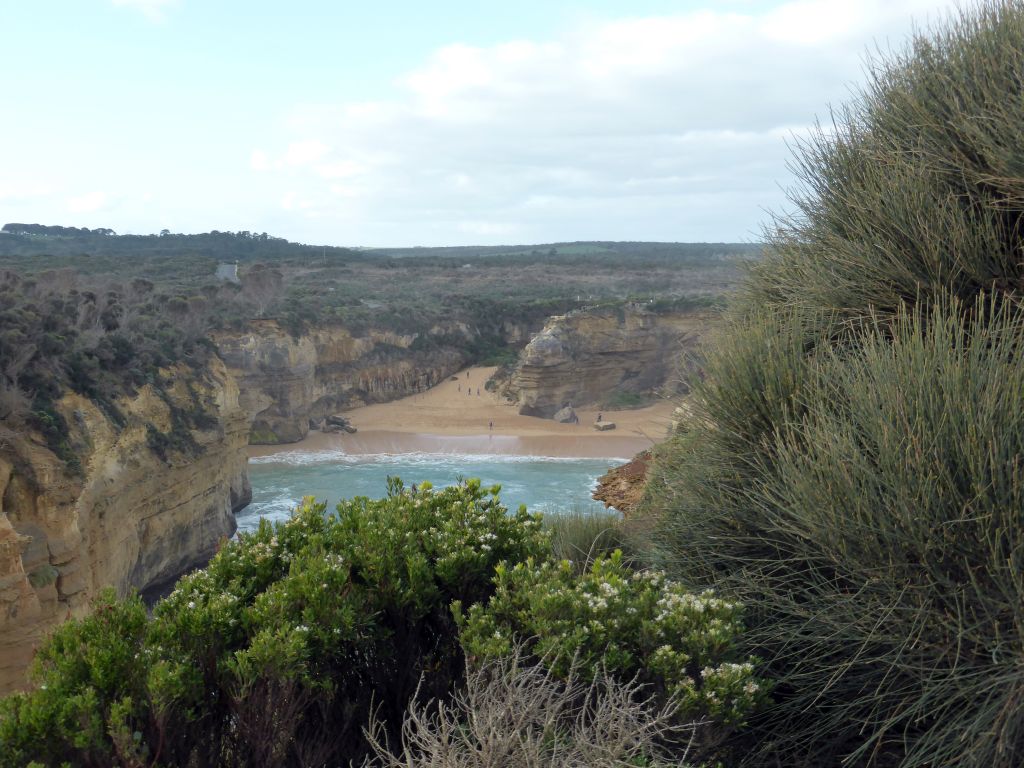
[0, 232, 745, 467]
[0, 481, 766, 767]
[0, 269, 221, 470]
[644, 2, 1024, 766]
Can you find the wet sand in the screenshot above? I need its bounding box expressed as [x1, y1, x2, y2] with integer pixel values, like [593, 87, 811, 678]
[248, 366, 675, 459]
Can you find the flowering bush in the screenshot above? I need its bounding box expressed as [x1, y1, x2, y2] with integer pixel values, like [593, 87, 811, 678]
[456, 550, 768, 728]
[0, 478, 549, 768]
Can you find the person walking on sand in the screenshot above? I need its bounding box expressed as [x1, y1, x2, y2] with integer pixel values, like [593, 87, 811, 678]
[458, 383, 461, 392]
[489, 420, 493, 431]
[477, 387, 480, 396]
[597, 412, 602, 423]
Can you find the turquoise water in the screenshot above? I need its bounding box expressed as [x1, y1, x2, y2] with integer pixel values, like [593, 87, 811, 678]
[241, 450, 624, 534]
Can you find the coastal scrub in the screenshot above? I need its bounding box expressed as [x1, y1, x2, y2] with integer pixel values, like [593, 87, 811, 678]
[648, 2, 1024, 765]
[0, 479, 549, 767]
[457, 550, 768, 755]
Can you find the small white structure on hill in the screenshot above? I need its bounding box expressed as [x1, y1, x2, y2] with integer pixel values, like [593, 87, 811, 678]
[216, 261, 240, 283]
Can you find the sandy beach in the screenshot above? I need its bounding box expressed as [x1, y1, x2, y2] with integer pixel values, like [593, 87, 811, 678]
[248, 366, 676, 459]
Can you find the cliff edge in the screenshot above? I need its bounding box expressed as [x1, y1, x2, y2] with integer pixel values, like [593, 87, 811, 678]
[509, 305, 706, 418]
[0, 356, 249, 693]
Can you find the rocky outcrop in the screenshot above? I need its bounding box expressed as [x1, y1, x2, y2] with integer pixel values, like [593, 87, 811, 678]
[552, 406, 577, 424]
[215, 322, 472, 444]
[592, 450, 652, 514]
[0, 357, 249, 693]
[509, 306, 706, 418]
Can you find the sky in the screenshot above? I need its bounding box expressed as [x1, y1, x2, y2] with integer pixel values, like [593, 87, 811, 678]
[1, 0, 962, 247]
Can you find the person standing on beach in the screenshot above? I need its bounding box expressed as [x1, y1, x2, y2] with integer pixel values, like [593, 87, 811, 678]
[489, 420, 493, 431]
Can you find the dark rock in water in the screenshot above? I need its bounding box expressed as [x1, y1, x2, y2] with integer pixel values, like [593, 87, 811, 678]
[553, 405, 577, 424]
[342, 424, 357, 434]
[327, 414, 349, 427]
[323, 424, 342, 433]
[309, 418, 325, 431]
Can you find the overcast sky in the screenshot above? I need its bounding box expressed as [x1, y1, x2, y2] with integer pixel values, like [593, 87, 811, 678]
[1, 0, 961, 246]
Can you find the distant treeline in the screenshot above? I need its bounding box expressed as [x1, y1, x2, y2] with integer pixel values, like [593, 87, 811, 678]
[2, 223, 116, 237]
[0, 225, 760, 269]
[0, 225, 356, 266]
[371, 240, 762, 265]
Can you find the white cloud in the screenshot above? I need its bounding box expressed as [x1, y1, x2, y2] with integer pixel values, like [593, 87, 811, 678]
[110, 0, 178, 22]
[67, 191, 109, 214]
[457, 220, 515, 236]
[250, 0, 961, 245]
[0, 181, 52, 203]
[250, 149, 272, 171]
[282, 140, 330, 168]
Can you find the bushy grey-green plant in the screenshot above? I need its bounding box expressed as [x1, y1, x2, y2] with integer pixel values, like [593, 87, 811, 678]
[648, 2, 1024, 766]
[543, 508, 647, 571]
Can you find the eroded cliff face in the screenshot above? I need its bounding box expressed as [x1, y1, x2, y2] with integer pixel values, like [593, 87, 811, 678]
[0, 356, 249, 693]
[215, 321, 469, 444]
[592, 450, 652, 515]
[509, 306, 706, 418]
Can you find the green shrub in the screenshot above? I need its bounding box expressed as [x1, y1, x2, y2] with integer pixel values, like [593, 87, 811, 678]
[0, 590, 150, 767]
[747, 1, 1024, 326]
[456, 551, 768, 755]
[648, 3, 1024, 765]
[655, 299, 1024, 766]
[30, 401, 82, 475]
[0, 479, 549, 768]
[543, 508, 647, 570]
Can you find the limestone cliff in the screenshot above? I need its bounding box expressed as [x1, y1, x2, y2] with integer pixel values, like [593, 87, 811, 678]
[215, 322, 471, 444]
[0, 357, 249, 693]
[509, 306, 706, 418]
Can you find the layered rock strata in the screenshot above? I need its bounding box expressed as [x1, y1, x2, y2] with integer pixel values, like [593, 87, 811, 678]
[215, 322, 474, 444]
[510, 306, 706, 418]
[0, 357, 249, 693]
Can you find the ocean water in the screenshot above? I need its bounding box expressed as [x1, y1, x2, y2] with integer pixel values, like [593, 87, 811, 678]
[240, 449, 626, 534]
